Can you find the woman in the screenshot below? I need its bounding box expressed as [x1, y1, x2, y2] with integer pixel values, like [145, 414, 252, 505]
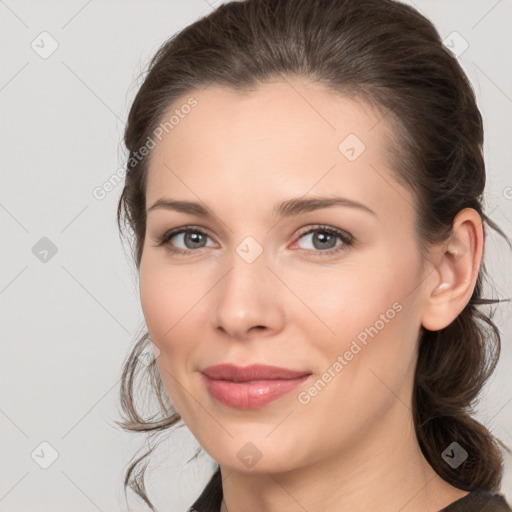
[116, 0, 512, 510]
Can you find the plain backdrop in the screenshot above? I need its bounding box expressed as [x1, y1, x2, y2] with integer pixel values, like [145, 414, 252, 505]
[1, 0, 511, 510]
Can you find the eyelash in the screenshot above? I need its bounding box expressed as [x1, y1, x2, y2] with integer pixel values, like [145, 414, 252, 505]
[155, 224, 354, 258]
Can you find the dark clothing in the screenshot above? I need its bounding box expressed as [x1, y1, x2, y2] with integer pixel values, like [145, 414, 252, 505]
[188, 468, 222, 512]
[189, 469, 512, 512]
[440, 489, 512, 511]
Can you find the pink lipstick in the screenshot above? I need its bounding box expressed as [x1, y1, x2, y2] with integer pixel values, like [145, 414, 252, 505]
[201, 363, 311, 409]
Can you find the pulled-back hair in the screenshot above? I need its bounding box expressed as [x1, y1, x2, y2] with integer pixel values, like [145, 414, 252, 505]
[116, 0, 511, 509]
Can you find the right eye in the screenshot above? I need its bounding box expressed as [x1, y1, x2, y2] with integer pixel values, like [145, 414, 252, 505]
[155, 226, 217, 254]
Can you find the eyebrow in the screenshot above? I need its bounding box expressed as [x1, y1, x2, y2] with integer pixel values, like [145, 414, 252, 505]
[147, 196, 377, 219]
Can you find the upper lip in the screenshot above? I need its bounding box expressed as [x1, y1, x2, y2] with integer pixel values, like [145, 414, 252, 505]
[201, 364, 311, 382]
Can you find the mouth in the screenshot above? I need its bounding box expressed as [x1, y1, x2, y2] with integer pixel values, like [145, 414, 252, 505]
[200, 363, 312, 409]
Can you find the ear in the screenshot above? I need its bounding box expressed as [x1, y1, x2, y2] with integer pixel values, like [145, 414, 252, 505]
[421, 208, 484, 332]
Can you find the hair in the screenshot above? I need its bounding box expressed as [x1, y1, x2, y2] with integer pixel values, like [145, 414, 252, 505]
[115, 0, 511, 510]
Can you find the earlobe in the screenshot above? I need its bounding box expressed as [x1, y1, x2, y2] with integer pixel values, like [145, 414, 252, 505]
[421, 208, 483, 331]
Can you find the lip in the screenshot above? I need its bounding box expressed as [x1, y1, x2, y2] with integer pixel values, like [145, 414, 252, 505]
[201, 364, 312, 409]
[201, 363, 311, 381]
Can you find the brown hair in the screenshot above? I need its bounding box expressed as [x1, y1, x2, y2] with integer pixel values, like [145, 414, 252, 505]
[115, 0, 511, 510]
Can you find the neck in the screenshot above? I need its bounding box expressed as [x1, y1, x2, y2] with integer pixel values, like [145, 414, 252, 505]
[218, 401, 468, 512]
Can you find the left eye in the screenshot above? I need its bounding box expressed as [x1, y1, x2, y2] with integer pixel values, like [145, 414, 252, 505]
[293, 226, 353, 254]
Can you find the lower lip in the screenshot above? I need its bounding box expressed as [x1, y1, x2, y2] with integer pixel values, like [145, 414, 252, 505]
[203, 374, 311, 409]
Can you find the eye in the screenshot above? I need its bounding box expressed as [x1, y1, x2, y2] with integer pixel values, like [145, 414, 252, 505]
[291, 225, 354, 257]
[155, 226, 216, 254]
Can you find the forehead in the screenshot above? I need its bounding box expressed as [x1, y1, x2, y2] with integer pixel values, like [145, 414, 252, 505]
[145, 78, 413, 223]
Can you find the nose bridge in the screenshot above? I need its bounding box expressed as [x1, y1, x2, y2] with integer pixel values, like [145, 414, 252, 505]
[211, 237, 284, 338]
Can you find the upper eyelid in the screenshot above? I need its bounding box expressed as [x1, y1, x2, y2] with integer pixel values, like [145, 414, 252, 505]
[296, 224, 352, 238]
[156, 225, 216, 245]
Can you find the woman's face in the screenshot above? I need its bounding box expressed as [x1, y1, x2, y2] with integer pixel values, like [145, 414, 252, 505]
[139, 78, 432, 473]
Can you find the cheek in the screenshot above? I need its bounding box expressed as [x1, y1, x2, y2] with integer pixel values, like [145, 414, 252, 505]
[285, 261, 402, 340]
[289, 248, 421, 376]
[139, 258, 205, 345]
[310, 263, 421, 411]
[139, 270, 172, 342]
[139, 262, 204, 414]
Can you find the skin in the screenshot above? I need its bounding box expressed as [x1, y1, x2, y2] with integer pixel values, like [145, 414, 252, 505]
[138, 77, 483, 512]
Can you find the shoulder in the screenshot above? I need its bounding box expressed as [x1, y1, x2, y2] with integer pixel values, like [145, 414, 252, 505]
[440, 489, 512, 512]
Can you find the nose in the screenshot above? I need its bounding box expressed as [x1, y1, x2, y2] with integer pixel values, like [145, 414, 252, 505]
[211, 249, 286, 341]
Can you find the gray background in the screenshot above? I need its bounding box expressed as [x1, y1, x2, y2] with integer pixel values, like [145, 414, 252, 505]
[1, 0, 511, 510]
